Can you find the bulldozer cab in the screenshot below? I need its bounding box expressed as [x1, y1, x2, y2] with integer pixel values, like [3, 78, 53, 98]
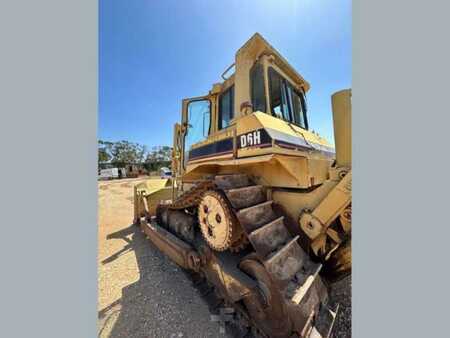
[175, 33, 333, 187]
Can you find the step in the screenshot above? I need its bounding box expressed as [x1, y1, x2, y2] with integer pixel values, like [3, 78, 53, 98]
[290, 264, 322, 305]
[264, 236, 306, 285]
[315, 303, 339, 338]
[215, 174, 250, 190]
[236, 200, 276, 233]
[248, 216, 291, 257]
[225, 185, 266, 209]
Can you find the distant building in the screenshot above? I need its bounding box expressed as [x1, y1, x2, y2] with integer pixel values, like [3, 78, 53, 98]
[98, 162, 148, 178]
[124, 164, 148, 177]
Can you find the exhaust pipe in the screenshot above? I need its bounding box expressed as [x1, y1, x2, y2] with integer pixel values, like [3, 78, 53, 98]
[331, 89, 352, 168]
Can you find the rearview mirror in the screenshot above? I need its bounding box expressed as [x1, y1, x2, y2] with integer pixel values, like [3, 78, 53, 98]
[240, 101, 253, 114]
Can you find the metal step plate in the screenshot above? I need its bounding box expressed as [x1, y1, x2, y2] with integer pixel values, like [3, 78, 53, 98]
[264, 236, 306, 285]
[236, 200, 276, 233]
[248, 216, 291, 257]
[225, 185, 266, 209]
[215, 174, 250, 190]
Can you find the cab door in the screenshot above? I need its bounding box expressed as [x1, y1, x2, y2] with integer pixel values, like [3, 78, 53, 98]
[180, 96, 212, 168]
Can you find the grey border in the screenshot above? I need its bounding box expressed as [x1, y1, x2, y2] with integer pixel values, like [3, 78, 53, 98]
[2, 1, 450, 337]
[354, 1, 450, 337]
[0, 1, 97, 337]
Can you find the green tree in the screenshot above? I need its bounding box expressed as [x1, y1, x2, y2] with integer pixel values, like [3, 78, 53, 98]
[98, 148, 110, 162]
[111, 140, 147, 164]
[98, 140, 113, 163]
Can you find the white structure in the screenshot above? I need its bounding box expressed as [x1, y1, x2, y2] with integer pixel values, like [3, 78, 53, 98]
[159, 167, 172, 178]
[99, 168, 126, 180]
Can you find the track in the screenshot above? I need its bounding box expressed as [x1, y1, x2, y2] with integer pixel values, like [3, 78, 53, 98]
[183, 269, 261, 338]
[156, 174, 338, 337]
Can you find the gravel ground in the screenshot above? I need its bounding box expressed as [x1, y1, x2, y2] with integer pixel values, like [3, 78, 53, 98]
[98, 178, 232, 338]
[98, 177, 351, 337]
[330, 276, 352, 338]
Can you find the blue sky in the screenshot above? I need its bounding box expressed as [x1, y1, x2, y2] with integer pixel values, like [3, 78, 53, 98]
[99, 0, 351, 146]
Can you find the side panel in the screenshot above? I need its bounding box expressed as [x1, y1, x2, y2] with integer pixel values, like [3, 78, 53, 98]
[184, 112, 333, 189]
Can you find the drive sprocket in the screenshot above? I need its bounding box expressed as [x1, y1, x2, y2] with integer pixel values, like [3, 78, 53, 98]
[198, 190, 244, 252]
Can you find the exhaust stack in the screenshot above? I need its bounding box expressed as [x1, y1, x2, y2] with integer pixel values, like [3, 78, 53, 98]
[331, 89, 352, 168]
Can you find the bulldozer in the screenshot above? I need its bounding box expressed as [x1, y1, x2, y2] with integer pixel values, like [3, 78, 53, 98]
[133, 33, 351, 338]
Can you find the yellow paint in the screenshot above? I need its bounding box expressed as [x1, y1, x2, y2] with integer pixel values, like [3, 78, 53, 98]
[134, 34, 351, 270]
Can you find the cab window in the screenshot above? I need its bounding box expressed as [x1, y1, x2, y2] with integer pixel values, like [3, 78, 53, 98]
[269, 67, 290, 120]
[268, 67, 308, 129]
[250, 63, 266, 113]
[184, 99, 210, 165]
[287, 85, 308, 129]
[218, 85, 234, 129]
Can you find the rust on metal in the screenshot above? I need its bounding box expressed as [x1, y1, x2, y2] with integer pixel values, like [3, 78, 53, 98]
[225, 185, 266, 209]
[248, 216, 290, 257]
[139, 218, 197, 270]
[236, 200, 276, 233]
[264, 236, 306, 285]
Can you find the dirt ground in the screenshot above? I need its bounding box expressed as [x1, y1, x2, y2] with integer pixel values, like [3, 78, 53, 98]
[98, 177, 232, 338]
[97, 177, 350, 338]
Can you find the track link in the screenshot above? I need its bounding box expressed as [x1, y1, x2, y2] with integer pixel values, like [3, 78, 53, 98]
[215, 174, 338, 337]
[184, 270, 261, 338]
[158, 174, 338, 337]
[170, 180, 216, 210]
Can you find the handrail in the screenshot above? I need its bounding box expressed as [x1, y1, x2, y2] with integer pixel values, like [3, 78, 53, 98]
[221, 62, 235, 80]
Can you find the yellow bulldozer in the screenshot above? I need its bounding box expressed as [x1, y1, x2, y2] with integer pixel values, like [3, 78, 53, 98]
[133, 33, 351, 338]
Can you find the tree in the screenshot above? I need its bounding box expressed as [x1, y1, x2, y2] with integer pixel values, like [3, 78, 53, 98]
[137, 144, 148, 163]
[98, 148, 110, 162]
[98, 140, 171, 170]
[110, 140, 147, 164]
[143, 145, 172, 172]
[98, 140, 113, 163]
[145, 145, 172, 163]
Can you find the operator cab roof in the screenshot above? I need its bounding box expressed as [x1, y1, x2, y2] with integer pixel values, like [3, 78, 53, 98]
[236, 33, 310, 92]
